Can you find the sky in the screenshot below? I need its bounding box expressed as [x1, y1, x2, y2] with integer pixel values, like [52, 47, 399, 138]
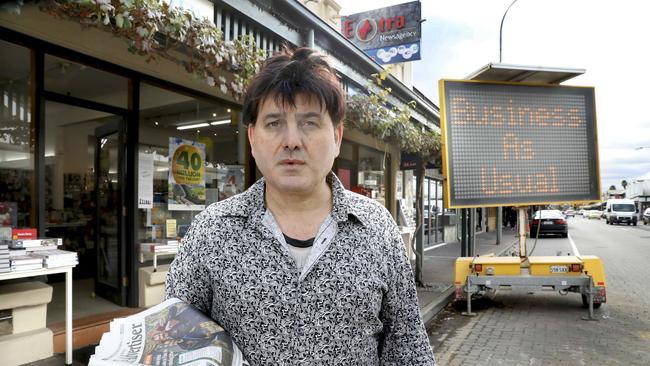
[336, 0, 650, 193]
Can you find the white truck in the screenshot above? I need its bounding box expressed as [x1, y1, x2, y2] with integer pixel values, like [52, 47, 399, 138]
[604, 198, 638, 226]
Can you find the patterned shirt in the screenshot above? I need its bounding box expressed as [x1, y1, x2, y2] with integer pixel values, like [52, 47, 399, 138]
[165, 173, 436, 365]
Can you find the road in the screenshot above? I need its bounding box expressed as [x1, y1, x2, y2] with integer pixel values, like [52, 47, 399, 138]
[428, 216, 650, 365]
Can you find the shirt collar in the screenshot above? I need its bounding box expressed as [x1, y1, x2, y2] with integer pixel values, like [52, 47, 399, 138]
[213, 172, 367, 227]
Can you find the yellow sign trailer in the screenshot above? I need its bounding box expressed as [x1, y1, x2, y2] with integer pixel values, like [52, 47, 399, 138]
[453, 255, 607, 319]
[440, 78, 607, 320]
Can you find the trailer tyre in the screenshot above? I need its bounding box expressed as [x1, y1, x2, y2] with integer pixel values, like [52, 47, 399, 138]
[581, 294, 602, 309]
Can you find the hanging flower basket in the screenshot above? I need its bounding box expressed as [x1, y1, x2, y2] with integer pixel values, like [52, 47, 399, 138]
[345, 69, 441, 162]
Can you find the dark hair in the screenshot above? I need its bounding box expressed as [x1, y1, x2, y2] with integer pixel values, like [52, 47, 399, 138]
[242, 47, 346, 126]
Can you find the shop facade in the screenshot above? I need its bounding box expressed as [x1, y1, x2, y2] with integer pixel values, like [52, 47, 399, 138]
[1, 0, 441, 320]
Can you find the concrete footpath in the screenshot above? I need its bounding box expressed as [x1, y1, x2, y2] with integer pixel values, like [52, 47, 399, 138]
[415, 228, 519, 324]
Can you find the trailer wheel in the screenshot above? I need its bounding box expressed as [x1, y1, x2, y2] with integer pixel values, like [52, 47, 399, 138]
[581, 294, 602, 309]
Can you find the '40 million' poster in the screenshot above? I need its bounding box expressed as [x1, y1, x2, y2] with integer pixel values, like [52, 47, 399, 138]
[168, 137, 206, 211]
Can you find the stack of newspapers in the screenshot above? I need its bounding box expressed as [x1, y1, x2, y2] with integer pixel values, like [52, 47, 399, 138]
[30, 249, 78, 268]
[9, 255, 43, 271]
[5, 237, 63, 250]
[89, 298, 249, 366]
[0, 242, 9, 273]
[140, 239, 179, 254]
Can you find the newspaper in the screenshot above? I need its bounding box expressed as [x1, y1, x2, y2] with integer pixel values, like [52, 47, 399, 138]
[89, 298, 248, 366]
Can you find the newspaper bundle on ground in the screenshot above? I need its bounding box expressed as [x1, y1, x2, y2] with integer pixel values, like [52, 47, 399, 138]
[89, 298, 249, 366]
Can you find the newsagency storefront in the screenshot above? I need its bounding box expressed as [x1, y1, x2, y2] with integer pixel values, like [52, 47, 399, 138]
[0, 0, 441, 359]
[0, 1, 276, 357]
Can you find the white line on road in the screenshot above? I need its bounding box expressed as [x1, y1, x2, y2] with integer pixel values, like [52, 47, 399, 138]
[424, 242, 449, 252]
[568, 233, 581, 256]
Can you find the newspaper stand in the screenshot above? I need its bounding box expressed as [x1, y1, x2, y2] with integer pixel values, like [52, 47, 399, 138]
[441, 64, 607, 320]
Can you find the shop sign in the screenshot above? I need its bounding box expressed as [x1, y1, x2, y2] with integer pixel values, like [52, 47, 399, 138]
[400, 152, 436, 170]
[168, 137, 206, 211]
[439, 80, 600, 208]
[364, 42, 420, 65]
[341, 1, 421, 64]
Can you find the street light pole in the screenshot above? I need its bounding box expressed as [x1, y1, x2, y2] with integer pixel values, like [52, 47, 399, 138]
[499, 0, 519, 63]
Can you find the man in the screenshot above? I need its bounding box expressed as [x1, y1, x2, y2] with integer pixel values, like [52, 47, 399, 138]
[166, 47, 436, 365]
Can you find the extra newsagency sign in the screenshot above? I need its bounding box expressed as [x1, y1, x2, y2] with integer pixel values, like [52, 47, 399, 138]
[341, 1, 421, 65]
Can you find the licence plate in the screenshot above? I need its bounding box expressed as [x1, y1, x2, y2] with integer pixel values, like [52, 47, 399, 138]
[542, 220, 553, 225]
[550, 265, 569, 273]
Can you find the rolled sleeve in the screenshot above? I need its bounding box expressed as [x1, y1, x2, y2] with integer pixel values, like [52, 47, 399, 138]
[164, 220, 213, 314]
[379, 226, 436, 365]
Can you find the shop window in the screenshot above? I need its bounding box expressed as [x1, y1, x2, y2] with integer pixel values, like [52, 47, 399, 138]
[335, 139, 356, 190]
[356, 146, 387, 206]
[43, 101, 123, 279]
[336, 140, 388, 206]
[44, 55, 128, 109]
[137, 83, 243, 243]
[0, 40, 34, 228]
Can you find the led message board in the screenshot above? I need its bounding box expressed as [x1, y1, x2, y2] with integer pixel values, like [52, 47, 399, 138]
[439, 80, 600, 208]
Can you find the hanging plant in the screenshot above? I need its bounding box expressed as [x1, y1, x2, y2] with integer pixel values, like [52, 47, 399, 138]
[13, 0, 266, 100]
[345, 68, 441, 162]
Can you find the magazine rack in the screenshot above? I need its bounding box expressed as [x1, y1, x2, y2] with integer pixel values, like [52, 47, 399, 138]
[0, 265, 75, 365]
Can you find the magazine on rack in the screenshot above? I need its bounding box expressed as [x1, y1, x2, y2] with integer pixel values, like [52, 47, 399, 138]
[89, 298, 248, 366]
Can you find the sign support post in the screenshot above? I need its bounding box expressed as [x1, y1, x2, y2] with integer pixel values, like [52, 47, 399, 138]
[517, 207, 528, 258]
[496, 207, 502, 245]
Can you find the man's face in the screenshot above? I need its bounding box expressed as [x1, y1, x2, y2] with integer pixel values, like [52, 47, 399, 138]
[248, 94, 343, 195]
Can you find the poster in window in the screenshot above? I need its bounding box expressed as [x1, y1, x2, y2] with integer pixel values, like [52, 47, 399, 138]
[0, 202, 17, 227]
[168, 137, 206, 211]
[138, 152, 154, 209]
[217, 165, 244, 201]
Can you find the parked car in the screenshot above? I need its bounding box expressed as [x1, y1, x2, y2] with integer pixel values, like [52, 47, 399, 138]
[604, 198, 638, 226]
[529, 210, 568, 238]
[587, 210, 602, 220]
[643, 208, 650, 225]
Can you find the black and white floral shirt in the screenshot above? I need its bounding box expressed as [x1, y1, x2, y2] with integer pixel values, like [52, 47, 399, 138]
[165, 173, 436, 365]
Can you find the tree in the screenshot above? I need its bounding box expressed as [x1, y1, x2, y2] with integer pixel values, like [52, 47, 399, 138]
[621, 180, 628, 190]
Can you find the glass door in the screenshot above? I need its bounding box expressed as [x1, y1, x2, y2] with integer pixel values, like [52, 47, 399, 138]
[95, 120, 127, 305]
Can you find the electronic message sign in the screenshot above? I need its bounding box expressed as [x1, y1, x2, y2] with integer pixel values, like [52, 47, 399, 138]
[439, 80, 600, 208]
